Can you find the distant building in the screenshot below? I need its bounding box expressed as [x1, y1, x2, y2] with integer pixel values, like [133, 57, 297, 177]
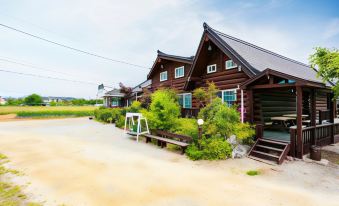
[42, 96, 76, 104]
[102, 80, 151, 108]
[0, 96, 6, 105]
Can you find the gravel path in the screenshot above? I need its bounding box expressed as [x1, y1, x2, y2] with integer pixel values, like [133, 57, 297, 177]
[0, 118, 338, 206]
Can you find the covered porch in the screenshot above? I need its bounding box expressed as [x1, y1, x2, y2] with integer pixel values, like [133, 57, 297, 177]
[103, 89, 126, 108]
[242, 69, 339, 159]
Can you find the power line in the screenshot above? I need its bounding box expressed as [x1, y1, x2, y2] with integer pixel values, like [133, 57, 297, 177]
[0, 23, 149, 70]
[0, 56, 115, 87]
[0, 57, 72, 76]
[0, 68, 99, 85]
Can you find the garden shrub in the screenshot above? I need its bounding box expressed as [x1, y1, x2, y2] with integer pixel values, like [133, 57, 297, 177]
[129, 101, 142, 112]
[185, 144, 203, 160]
[17, 110, 93, 118]
[173, 118, 198, 143]
[115, 115, 126, 128]
[94, 108, 123, 123]
[246, 170, 260, 176]
[198, 98, 254, 142]
[143, 89, 180, 131]
[186, 137, 232, 160]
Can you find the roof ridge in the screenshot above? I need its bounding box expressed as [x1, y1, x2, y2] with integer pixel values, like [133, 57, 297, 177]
[157, 50, 194, 60]
[207, 26, 310, 68]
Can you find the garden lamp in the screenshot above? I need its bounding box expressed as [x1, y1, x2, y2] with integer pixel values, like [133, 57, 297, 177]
[197, 119, 204, 126]
[197, 119, 204, 149]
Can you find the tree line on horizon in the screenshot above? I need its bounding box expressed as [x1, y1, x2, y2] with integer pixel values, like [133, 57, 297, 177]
[2, 94, 103, 106]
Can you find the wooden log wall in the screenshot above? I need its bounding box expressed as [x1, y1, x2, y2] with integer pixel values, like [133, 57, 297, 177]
[150, 60, 191, 93]
[253, 89, 297, 124]
[316, 90, 328, 111]
[187, 44, 251, 120]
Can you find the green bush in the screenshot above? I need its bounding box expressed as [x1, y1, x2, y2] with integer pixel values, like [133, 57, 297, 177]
[94, 108, 123, 123]
[115, 115, 126, 128]
[24, 94, 43, 106]
[186, 137, 232, 160]
[129, 101, 142, 112]
[173, 118, 198, 143]
[246, 170, 260, 176]
[16, 110, 93, 117]
[143, 89, 180, 131]
[185, 144, 203, 160]
[198, 98, 254, 142]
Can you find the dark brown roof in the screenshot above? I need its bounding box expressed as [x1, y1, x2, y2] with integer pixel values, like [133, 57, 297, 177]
[186, 23, 331, 87]
[147, 50, 194, 79]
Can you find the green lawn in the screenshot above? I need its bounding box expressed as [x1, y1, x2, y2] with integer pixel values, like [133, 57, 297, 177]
[0, 106, 96, 118]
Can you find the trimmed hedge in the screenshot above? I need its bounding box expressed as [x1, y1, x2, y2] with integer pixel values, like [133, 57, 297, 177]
[16, 110, 93, 118]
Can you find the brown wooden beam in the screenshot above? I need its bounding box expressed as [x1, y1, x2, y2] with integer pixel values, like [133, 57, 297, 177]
[296, 86, 303, 158]
[311, 89, 316, 145]
[247, 89, 254, 123]
[269, 75, 274, 84]
[329, 92, 335, 144]
[250, 83, 295, 89]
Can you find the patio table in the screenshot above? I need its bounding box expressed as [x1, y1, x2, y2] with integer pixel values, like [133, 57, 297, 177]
[282, 114, 308, 119]
[271, 116, 296, 129]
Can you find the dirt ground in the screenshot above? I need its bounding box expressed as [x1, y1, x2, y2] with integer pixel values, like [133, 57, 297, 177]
[0, 118, 338, 206]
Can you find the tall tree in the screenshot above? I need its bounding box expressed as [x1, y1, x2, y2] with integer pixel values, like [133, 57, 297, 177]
[24, 94, 43, 106]
[309, 47, 339, 97]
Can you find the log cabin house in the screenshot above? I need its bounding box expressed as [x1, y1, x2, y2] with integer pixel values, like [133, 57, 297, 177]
[103, 80, 151, 107]
[103, 22, 338, 163]
[145, 23, 338, 164]
[147, 50, 196, 116]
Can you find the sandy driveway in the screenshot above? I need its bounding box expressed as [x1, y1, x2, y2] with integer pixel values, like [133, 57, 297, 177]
[0, 118, 338, 206]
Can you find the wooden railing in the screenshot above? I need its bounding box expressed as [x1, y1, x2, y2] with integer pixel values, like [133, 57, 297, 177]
[290, 123, 339, 157]
[334, 123, 339, 135]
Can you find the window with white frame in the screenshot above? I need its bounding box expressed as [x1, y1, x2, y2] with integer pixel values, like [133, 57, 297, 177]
[160, 71, 168, 81]
[111, 98, 120, 107]
[225, 60, 237, 70]
[178, 93, 192, 108]
[175, 66, 185, 78]
[207, 64, 217, 73]
[222, 89, 237, 106]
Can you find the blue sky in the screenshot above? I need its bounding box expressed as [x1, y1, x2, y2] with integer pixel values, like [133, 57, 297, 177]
[0, 0, 338, 98]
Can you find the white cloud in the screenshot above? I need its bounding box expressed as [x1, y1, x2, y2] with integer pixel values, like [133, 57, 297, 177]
[0, 0, 337, 98]
[323, 18, 339, 39]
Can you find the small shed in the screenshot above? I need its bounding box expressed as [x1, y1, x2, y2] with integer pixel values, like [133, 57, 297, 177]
[103, 89, 126, 108]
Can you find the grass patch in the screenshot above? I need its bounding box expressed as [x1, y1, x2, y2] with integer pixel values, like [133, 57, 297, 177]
[0, 153, 8, 160]
[246, 170, 260, 176]
[0, 153, 42, 205]
[16, 110, 94, 118]
[0, 106, 96, 113]
[321, 150, 339, 165]
[0, 106, 96, 117]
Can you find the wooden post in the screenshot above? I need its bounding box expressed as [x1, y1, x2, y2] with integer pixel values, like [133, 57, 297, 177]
[290, 128, 296, 157]
[241, 89, 244, 123]
[255, 124, 263, 139]
[296, 86, 303, 158]
[311, 89, 316, 145]
[247, 89, 254, 124]
[329, 92, 335, 144]
[198, 126, 202, 149]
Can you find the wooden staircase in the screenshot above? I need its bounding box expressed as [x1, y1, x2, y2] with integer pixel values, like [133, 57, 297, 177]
[248, 138, 290, 165]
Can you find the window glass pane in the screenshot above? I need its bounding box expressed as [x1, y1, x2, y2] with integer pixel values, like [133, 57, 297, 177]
[223, 90, 236, 106]
[178, 95, 183, 107]
[184, 94, 192, 108]
[226, 60, 237, 69]
[207, 65, 216, 73]
[175, 67, 184, 78]
[217, 91, 222, 98]
[160, 71, 167, 81]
